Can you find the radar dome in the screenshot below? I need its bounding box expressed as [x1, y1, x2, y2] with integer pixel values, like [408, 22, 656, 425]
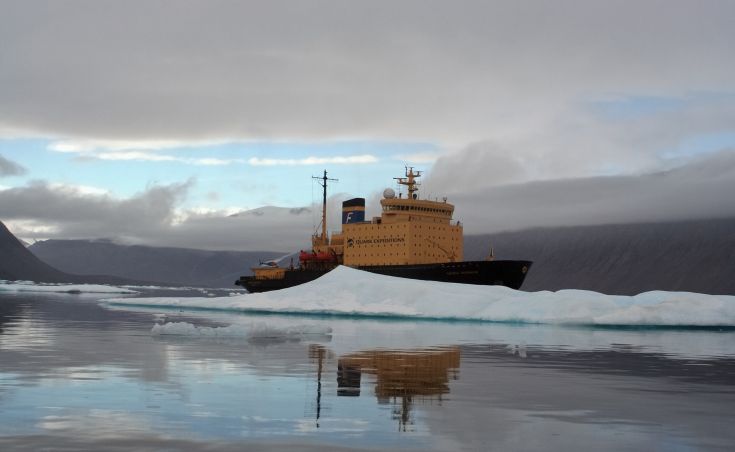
[383, 188, 396, 199]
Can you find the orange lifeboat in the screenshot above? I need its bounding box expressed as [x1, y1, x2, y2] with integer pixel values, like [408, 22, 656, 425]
[299, 250, 337, 263]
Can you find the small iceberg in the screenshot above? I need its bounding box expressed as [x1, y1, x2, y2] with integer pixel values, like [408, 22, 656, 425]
[1, 280, 138, 294]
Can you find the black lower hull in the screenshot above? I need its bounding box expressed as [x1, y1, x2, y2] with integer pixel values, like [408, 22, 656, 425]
[236, 260, 532, 293]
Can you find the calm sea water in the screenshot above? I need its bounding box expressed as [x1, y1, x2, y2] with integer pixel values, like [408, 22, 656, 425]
[1, 291, 734, 451]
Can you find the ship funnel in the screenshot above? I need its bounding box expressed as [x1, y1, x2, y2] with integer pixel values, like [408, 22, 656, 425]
[342, 198, 365, 224]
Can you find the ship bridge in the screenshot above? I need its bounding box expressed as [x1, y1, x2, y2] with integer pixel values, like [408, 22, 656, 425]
[380, 167, 455, 225]
[381, 198, 454, 224]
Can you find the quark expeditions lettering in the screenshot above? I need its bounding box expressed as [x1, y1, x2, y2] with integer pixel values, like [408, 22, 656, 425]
[235, 168, 532, 292]
[353, 237, 406, 246]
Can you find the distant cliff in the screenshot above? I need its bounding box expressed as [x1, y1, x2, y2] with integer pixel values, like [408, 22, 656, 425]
[464, 218, 735, 295]
[1, 221, 158, 286]
[30, 239, 278, 288]
[0, 221, 70, 282]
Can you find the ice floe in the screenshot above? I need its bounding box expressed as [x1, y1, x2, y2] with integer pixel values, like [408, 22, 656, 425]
[105, 266, 735, 327]
[0, 280, 138, 294]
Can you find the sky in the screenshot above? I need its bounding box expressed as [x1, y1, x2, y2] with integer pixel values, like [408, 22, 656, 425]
[1, 0, 734, 252]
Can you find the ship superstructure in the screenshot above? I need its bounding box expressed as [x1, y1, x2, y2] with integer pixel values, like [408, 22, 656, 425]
[300, 167, 463, 267]
[236, 168, 531, 292]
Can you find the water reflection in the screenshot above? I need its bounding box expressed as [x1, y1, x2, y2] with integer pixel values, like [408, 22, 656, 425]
[309, 345, 328, 429]
[2, 293, 735, 451]
[337, 347, 460, 431]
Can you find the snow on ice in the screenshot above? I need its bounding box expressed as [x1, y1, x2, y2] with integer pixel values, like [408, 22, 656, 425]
[105, 266, 735, 327]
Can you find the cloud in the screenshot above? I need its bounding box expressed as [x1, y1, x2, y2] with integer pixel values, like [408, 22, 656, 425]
[47, 139, 208, 153]
[2, 151, 734, 250]
[0, 175, 348, 251]
[394, 152, 442, 164]
[0, 154, 27, 177]
[47, 138, 247, 166]
[421, 95, 735, 191]
[2, 0, 734, 250]
[92, 151, 179, 162]
[247, 155, 378, 166]
[159, 195, 350, 251]
[444, 149, 735, 234]
[0, 1, 733, 183]
[48, 144, 247, 166]
[0, 179, 193, 240]
[50, 145, 377, 167]
[48, 183, 111, 197]
[423, 142, 530, 192]
[89, 151, 242, 166]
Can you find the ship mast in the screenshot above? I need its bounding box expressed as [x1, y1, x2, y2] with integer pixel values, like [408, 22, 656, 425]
[395, 167, 422, 200]
[313, 170, 338, 241]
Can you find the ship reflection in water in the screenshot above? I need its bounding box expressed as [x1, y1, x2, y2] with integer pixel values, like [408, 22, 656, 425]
[310, 345, 460, 431]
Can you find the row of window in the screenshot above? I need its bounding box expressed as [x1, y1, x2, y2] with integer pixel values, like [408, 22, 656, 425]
[348, 252, 450, 257]
[383, 205, 452, 215]
[348, 237, 457, 244]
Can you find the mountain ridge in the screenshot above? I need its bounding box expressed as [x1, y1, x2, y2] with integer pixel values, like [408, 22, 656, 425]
[0, 220, 167, 286]
[0, 220, 70, 282]
[29, 239, 279, 288]
[464, 217, 735, 295]
[15, 217, 735, 294]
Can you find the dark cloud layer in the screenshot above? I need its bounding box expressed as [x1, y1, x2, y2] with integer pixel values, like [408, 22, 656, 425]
[1, 1, 733, 148]
[2, 1, 732, 195]
[0, 180, 191, 241]
[446, 150, 735, 234]
[0, 179, 348, 251]
[2, 152, 734, 250]
[0, 154, 26, 177]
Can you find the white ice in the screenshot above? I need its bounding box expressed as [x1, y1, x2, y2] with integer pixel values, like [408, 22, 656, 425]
[0, 280, 138, 294]
[105, 266, 735, 326]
